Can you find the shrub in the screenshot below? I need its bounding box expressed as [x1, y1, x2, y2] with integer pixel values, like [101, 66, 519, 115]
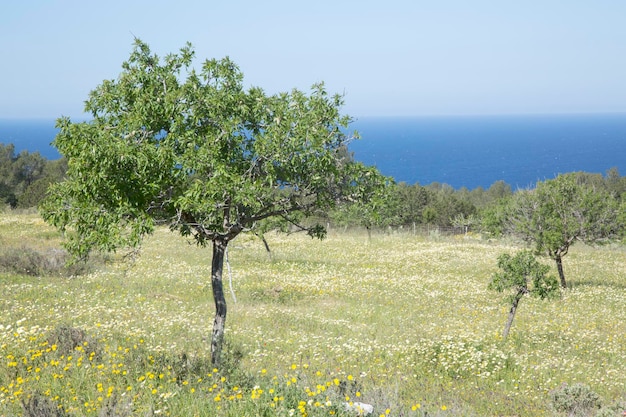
[46, 325, 102, 358]
[0, 246, 92, 276]
[22, 392, 68, 417]
[550, 383, 602, 416]
[0, 246, 47, 276]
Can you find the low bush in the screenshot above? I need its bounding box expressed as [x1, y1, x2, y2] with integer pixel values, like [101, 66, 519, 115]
[0, 246, 92, 277]
[22, 392, 68, 417]
[550, 383, 602, 416]
[46, 325, 102, 359]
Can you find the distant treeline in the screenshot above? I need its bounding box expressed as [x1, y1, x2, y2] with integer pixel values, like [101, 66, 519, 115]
[328, 168, 626, 234]
[0, 143, 66, 209]
[1, 142, 625, 238]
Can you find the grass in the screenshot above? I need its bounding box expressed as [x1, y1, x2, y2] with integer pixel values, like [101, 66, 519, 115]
[1, 213, 625, 416]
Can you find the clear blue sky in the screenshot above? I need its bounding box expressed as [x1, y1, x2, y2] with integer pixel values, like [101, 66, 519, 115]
[2, 0, 625, 119]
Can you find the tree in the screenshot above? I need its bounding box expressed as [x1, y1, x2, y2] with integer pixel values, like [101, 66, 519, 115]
[0, 143, 17, 207]
[394, 182, 428, 226]
[605, 167, 626, 200]
[507, 173, 624, 288]
[489, 250, 558, 339]
[422, 183, 477, 227]
[12, 150, 46, 189]
[40, 40, 388, 365]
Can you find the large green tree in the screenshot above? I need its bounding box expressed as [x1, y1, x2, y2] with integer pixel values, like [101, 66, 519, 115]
[507, 173, 624, 288]
[40, 40, 388, 364]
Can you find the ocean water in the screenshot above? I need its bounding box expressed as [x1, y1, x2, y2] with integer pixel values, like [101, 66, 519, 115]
[350, 113, 626, 189]
[1, 114, 625, 190]
[0, 119, 60, 160]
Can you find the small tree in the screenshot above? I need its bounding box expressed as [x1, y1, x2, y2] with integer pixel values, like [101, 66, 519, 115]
[40, 40, 389, 364]
[489, 250, 559, 339]
[507, 173, 624, 288]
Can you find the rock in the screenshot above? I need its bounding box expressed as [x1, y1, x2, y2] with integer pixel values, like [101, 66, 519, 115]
[344, 401, 374, 415]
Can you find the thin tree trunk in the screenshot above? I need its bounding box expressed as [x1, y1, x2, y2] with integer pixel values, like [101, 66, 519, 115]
[260, 234, 272, 260]
[210, 238, 228, 365]
[555, 254, 567, 288]
[503, 290, 524, 340]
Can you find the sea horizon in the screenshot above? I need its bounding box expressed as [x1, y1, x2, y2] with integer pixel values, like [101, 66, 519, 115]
[2, 113, 626, 190]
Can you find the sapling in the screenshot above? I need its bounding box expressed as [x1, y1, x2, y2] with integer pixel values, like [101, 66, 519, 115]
[489, 250, 559, 339]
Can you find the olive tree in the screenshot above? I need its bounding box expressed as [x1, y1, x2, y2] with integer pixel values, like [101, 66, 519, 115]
[40, 40, 388, 364]
[489, 250, 559, 339]
[507, 173, 624, 288]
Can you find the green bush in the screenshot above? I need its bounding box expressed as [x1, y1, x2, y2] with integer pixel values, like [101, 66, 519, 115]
[550, 383, 602, 416]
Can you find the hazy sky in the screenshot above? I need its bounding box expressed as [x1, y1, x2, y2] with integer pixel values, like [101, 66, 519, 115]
[2, 1, 625, 119]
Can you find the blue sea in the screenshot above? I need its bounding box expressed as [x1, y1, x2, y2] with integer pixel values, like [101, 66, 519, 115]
[350, 113, 626, 189]
[1, 114, 625, 190]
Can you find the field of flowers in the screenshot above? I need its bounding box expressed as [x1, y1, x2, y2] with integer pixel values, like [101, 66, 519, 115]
[1, 213, 625, 416]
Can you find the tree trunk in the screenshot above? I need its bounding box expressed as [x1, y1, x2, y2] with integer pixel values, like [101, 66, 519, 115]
[210, 238, 228, 365]
[503, 290, 524, 340]
[260, 234, 272, 260]
[555, 254, 567, 288]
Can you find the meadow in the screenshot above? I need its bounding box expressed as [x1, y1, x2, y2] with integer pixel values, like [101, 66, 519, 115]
[1, 213, 625, 416]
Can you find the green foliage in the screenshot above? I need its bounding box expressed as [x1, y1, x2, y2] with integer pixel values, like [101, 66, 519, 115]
[19, 177, 54, 209]
[0, 143, 66, 209]
[489, 250, 559, 339]
[549, 383, 602, 417]
[489, 250, 559, 300]
[505, 173, 625, 286]
[40, 39, 388, 259]
[479, 196, 511, 237]
[329, 171, 395, 230]
[511, 173, 624, 250]
[38, 39, 389, 365]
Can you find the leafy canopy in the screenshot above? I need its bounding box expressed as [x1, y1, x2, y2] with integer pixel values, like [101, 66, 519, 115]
[40, 39, 389, 258]
[489, 250, 559, 301]
[509, 173, 623, 257]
